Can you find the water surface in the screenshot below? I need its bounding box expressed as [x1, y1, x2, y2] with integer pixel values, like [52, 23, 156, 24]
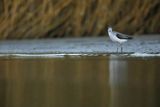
[0, 55, 159, 107]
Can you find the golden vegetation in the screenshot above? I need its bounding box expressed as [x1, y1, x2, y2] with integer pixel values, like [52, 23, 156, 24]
[0, 0, 159, 39]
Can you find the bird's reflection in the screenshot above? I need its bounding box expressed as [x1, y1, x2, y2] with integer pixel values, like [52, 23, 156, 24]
[109, 55, 128, 107]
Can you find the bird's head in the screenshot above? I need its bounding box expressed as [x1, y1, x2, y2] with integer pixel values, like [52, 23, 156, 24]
[108, 26, 112, 32]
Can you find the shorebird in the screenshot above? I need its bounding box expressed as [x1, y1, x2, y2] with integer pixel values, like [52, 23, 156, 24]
[108, 27, 133, 52]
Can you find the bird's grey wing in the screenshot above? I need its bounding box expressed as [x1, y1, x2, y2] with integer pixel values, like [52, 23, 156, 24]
[114, 31, 133, 39]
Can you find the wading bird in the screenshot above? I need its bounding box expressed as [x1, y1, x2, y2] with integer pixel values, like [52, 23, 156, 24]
[108, 27, 133, 52]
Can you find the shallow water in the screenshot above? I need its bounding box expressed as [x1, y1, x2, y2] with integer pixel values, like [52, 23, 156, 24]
[0, 55, 159, 107]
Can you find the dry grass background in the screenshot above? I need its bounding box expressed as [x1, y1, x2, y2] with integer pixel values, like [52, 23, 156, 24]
[0, 0, 159, 39]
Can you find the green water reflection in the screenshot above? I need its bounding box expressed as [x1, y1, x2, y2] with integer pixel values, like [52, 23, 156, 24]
[0, 55, 159, 107]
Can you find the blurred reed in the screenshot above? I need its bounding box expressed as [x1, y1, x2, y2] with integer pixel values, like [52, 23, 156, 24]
[0, 0, 159, 39]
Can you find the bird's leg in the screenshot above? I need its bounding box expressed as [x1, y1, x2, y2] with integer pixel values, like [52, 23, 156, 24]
[120, 43, 123, 53]
[116, 43, 119, 53]
[117, 43, 118, 53]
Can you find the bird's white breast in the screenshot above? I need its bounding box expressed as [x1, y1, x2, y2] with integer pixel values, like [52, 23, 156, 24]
[108, 32, 127, 43]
